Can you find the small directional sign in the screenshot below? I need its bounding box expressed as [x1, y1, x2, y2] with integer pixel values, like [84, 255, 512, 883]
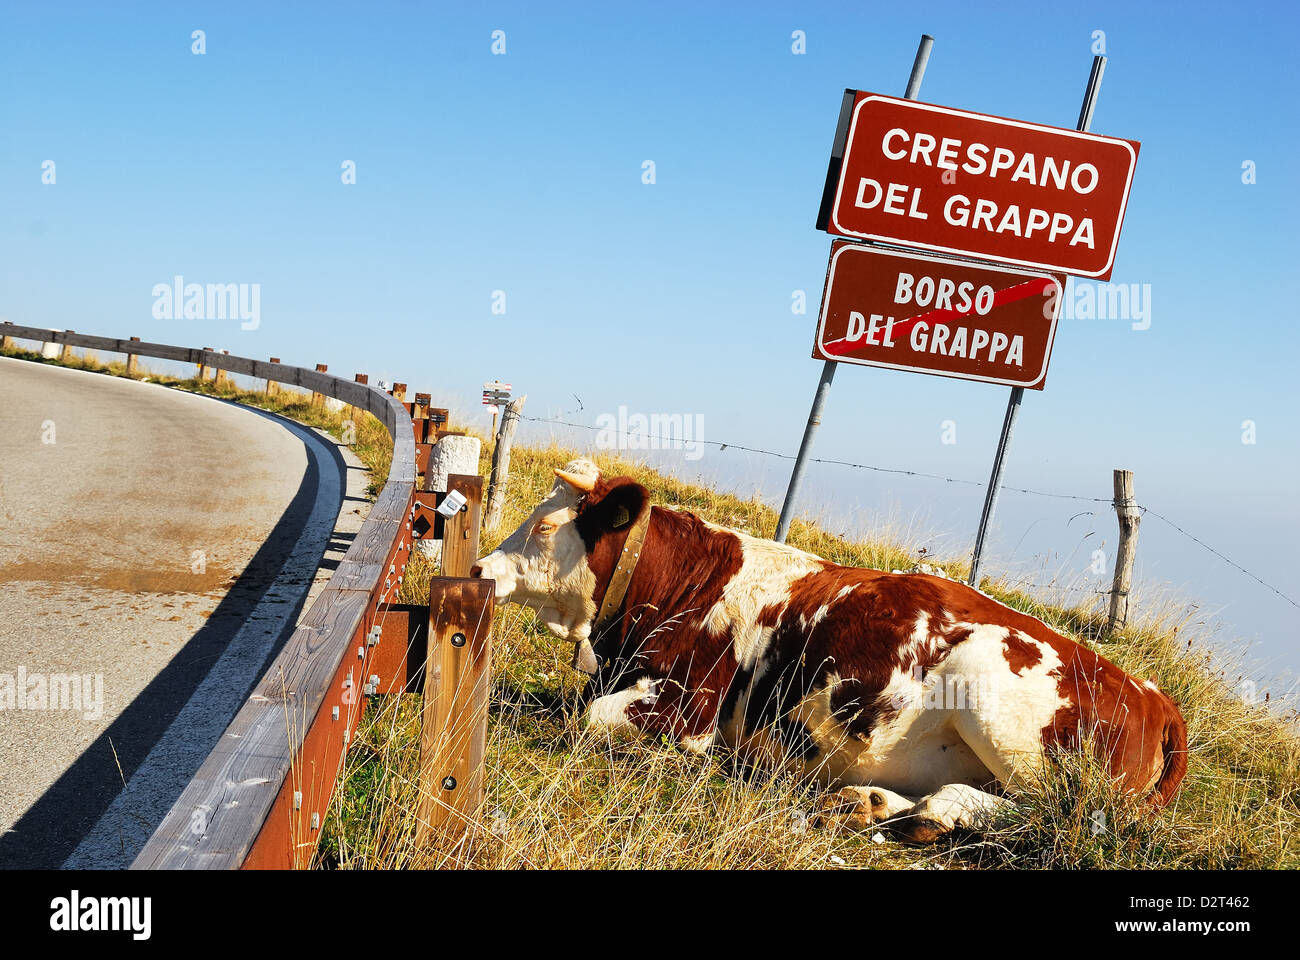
[482, 380, 512, 415]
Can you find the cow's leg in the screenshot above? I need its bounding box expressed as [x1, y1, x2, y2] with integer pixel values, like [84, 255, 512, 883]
[940, 623, 1064, 790]
[586, 677, 658, 738]
[812, 785, 917, 833]
[895, 783, 1014, 843]
[587, 677, 720, 758]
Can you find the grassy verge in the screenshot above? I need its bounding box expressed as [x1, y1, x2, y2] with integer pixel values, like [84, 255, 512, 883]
[321, 444, 1300, 870]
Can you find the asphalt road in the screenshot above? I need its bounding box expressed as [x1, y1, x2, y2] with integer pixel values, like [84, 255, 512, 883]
[0, 357, 349, 868]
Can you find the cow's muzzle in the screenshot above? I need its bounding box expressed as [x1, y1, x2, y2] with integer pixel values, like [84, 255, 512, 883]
[470, 552, 515, 601]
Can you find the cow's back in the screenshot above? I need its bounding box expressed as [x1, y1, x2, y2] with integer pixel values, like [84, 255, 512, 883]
[712, 559, 1185, 802]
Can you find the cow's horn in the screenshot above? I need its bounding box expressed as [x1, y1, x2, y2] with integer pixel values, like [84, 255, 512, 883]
[554, 467, 596, 492]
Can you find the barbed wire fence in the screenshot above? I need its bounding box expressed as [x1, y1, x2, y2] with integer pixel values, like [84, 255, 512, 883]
[516, 412, 1298, 611]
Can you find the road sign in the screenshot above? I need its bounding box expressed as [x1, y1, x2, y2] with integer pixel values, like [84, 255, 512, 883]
[812, 241, 1064, 389]
[816, 90, 1139, 279]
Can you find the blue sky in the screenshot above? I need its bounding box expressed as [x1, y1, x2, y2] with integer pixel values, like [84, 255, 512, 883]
[3, 2, 1297, 686]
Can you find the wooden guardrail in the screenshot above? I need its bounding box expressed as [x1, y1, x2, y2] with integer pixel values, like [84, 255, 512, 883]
[2, 323, 433, 868]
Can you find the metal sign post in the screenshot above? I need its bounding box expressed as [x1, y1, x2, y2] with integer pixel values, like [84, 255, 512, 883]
[774, 33, 934, 544]
[967, 54, 1107, 588]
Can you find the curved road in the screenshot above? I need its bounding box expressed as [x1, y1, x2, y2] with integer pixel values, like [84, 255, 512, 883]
[0, 356, 352, 868]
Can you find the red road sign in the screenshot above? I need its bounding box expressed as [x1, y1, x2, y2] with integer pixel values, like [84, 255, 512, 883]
[817, 90, 1139, 280]
[812, 241, 1064, 389]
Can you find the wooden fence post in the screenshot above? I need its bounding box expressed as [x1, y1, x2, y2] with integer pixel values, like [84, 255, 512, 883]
[411, 393, 432, 471]
[266, 358, 281, 398]
[1107, 469, 1141, 635]
[483, 394, 526, 535]
[441, 474, 484, 577]
[391, 382, 407, 402]
[416, 577, 494, 845]
[2, 323, 16, 352]
[413, 392, 431, 425]
[311, 363, 328, 408]
[215, 350, 231, 389]
[199, 347, 214, 381]
[126, 336, 141, 376]
[345, 373, 367, 422]
[59, 331, 75, 362]
[416, 407, 448, 474]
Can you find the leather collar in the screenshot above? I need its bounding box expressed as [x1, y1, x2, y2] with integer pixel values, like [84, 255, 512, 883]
[571, 502, 652, 673]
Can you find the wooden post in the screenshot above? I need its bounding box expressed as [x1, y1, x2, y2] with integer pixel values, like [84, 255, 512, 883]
[345, 373, 367, 422]
[1107, 469, 1141, 635]
[311, 363, 328, 408]
[416, 577, 494, 844]
[441, 475, 484, 577]
[199, 347, 214, 381]
[391, 382, 407, 402]
[413, 392, 431, 424]
[266, 358, 281, 398]
[215, 350, 230, 389]
[59, 331, 75, 362]
[411, 393, 431, 458]
[429, 408, 448, 442]
[126, 336, 141, 376]
[2, 323, 15, 352]
[483, 394, 526, 535]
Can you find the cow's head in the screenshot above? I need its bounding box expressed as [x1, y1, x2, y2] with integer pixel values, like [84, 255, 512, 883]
[472, 458, 649, 648]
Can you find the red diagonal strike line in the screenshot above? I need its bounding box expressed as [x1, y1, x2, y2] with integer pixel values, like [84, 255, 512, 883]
[824, 276, 1056, 356]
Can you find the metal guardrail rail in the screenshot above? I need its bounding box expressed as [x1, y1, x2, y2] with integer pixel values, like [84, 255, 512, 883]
[2, 323, 418, 868]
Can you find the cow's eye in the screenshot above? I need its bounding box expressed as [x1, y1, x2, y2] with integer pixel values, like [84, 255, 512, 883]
[533, 520, 557, 536]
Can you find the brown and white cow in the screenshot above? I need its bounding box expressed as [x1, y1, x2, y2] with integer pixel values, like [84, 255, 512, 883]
[472, 458, 1187, 841]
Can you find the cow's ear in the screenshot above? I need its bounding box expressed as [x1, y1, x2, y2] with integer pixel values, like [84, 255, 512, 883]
[582, 479, 648, 532]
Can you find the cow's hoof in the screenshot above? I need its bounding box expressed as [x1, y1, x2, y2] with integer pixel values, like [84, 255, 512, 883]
[898, 817, 948, 845]
[811, 787, 892, 833]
